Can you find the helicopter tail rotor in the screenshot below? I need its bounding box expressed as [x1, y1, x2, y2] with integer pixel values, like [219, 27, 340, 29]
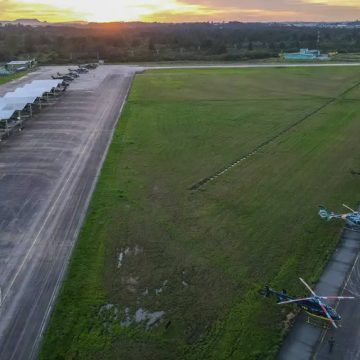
[319, 296, 355, 300]
[319, 206, 331, 220]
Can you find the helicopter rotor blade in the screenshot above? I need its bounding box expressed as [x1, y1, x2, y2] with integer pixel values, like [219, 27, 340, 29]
[320, 296, 355, 300]
[277, 297, 313, 305]
[343, 204, 356, 213]
[299, 278, 317, 297]
[318, 300, 338, 329]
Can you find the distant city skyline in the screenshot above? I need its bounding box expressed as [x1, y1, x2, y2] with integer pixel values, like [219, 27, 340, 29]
[0, 0, 359, 23]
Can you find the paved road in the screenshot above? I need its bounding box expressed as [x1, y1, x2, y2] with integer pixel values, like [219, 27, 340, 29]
[0, 65, 136, 359]
[278, 224, 360, 360]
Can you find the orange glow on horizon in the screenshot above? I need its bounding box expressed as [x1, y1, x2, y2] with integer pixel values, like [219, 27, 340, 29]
[0, 0, 359, 23]
[1, 0, 218, 22]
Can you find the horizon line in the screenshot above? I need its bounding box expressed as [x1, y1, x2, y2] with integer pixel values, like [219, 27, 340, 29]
[1, 18, 359, 25]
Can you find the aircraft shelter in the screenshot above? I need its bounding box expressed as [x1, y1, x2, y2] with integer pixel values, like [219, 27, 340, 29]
[0, 80, 67, 139]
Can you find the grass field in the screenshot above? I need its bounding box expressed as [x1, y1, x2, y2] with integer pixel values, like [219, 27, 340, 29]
[41, 67, 360, 360]
[0, 71, 29, 86]
[332, 53, 360, 62]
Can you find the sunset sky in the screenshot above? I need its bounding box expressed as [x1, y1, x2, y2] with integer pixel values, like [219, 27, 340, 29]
[0, 0, 359, 23]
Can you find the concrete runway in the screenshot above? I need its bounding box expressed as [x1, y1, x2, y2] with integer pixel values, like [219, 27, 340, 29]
[0, 65, 137, 359]
[1, 62, 360, 360]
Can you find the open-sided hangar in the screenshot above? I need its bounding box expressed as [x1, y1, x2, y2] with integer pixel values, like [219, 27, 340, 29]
[0, 79, 67, 139]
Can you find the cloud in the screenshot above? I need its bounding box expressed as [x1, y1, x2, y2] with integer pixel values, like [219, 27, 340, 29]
[171, 0, 360, 21]
[303, 0, 359, 5]
[0, 0, 219, 22]
[142, 8, 299, 22]
[0, 0, 359, 22]
[0, 0, 83, 21]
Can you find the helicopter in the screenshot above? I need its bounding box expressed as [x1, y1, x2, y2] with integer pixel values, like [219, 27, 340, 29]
[261, 278, 354, 328]
[319, 204, 360, 227]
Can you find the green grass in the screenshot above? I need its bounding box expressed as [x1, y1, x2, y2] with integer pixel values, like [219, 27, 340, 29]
[332, 53, 360, 62]
[0, 71, 29, 85]
[41, 67, 360, 360]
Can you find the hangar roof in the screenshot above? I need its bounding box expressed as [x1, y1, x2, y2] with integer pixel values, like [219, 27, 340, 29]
[0, 79, 63, 120]
[0, 109, 17, 120]
[7, 60, 32, 65]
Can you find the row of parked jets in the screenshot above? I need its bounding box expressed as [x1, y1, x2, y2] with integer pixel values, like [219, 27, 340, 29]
[262, 204, 360, 329]
[52, 63, 98, 82]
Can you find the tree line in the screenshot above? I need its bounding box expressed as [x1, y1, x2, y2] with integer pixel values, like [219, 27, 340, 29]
[1, 22, 360, 64]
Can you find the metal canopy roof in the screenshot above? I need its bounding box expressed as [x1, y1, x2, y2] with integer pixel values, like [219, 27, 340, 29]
[0, 109, 17, 120]
[19, 87, 54, 96]
[0, 96, 39, 105]
[20, 83, 62, 95]
[0, 99, 31, 111]
[31, 80, 62, 86]
[0, 79, 65, 121]
[7, 60, 32, 65]
[4, 91, 41, 101]
[0, 102, 26, 110]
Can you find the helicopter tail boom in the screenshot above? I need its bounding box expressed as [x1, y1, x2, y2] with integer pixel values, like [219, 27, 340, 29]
[260, 285, 292, 303]
[319, 206, 332, 220]
[318, 206, 342, 221]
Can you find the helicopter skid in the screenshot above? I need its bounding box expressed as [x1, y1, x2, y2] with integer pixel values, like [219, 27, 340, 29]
[305, 311, 339, 329]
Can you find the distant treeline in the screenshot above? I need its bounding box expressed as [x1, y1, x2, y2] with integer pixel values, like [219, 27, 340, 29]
[1, 22, 360, 63]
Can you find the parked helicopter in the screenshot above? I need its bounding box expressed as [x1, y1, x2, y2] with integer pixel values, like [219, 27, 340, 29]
[261, 278, 354, 328]
[319, 204, 360, 227]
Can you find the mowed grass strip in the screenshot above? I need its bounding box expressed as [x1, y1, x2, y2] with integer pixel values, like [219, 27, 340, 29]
[41, 67, 360, 360]
[0, 71, 29, 86]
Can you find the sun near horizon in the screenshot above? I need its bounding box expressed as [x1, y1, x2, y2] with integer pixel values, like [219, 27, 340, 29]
[1, 0, 219, 23]
[1, 0, 360, 23]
